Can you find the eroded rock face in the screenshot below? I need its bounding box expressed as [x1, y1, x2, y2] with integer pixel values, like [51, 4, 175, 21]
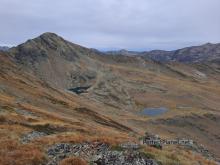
[46, 142, 158, 165]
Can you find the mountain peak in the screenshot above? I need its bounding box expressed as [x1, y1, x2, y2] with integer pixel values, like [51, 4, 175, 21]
[38, 32, 63, 41]
[11, 32, 74, 54]
[33, 32, 66, 48]
[9, 32, 90, 64]
[119, 49, 128, 52]
[40, 32, 58, 37]
[202, 42, 213, 47]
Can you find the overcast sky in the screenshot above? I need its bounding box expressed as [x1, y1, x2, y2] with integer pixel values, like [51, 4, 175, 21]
[0, 0, 220, 50]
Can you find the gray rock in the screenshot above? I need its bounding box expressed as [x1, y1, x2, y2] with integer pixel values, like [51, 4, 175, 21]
[21, 131, 47, 143]
[120, 142, 140, 150]
[46, 142, 159, 165]
[15, 109, 38, 117]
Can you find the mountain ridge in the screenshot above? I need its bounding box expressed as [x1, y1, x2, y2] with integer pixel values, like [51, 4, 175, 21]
[8, 32, 220, 63]
[1, 32, 220, 164]
[0, 46, 10, 51]
[105, 42, 220, 63]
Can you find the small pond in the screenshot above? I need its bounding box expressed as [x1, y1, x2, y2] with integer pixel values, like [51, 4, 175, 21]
[140, 107, 168, 117]
[69, 86, 90, 95]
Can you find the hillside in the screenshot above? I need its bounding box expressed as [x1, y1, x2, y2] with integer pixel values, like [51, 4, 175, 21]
[142, 43, 220, 63]
[106, 43, 220, 63]
[0, 33, 220, 164]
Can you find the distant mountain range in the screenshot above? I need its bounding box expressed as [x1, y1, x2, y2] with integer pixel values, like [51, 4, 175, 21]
[106, 43, 220, 63]
[0, 46, 9, 51]
[3, 39, 220, 63]
[106, 49, 140, 56]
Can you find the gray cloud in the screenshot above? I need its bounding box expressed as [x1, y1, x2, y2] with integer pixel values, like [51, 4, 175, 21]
[0, 0, 220, 50]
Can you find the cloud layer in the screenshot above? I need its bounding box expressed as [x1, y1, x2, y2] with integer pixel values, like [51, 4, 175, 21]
[0, 0, 220, 50]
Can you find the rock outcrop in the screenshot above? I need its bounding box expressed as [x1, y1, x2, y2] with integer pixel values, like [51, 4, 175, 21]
[47, 142, 159, 165]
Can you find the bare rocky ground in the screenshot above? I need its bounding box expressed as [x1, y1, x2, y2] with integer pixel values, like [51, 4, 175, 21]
[19, 131, 159, 165]
[46, 142, 158, 165]
[21, 131, 48, 143]
[20, 131, 219, 165]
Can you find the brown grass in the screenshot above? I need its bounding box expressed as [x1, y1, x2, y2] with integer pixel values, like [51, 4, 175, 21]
[1, 51, 220, 164]
[0, 140, 46, 165]
[142, 146, 218, 165]
[36, 131, 132, 147]
[59, 157, 88, 165]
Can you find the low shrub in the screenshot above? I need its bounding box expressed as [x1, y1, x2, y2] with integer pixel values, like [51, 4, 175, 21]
[60, 157, 88, 165]
[111, 145, 124, 151]
[140, 151, 155, 159]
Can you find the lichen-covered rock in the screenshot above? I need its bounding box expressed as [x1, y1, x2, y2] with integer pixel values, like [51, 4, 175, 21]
[21, 131, 47, 143]
[46, 142, 158, 165]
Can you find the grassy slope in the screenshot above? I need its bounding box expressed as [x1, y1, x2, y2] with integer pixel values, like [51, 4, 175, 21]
[0, 50, 220, 164]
